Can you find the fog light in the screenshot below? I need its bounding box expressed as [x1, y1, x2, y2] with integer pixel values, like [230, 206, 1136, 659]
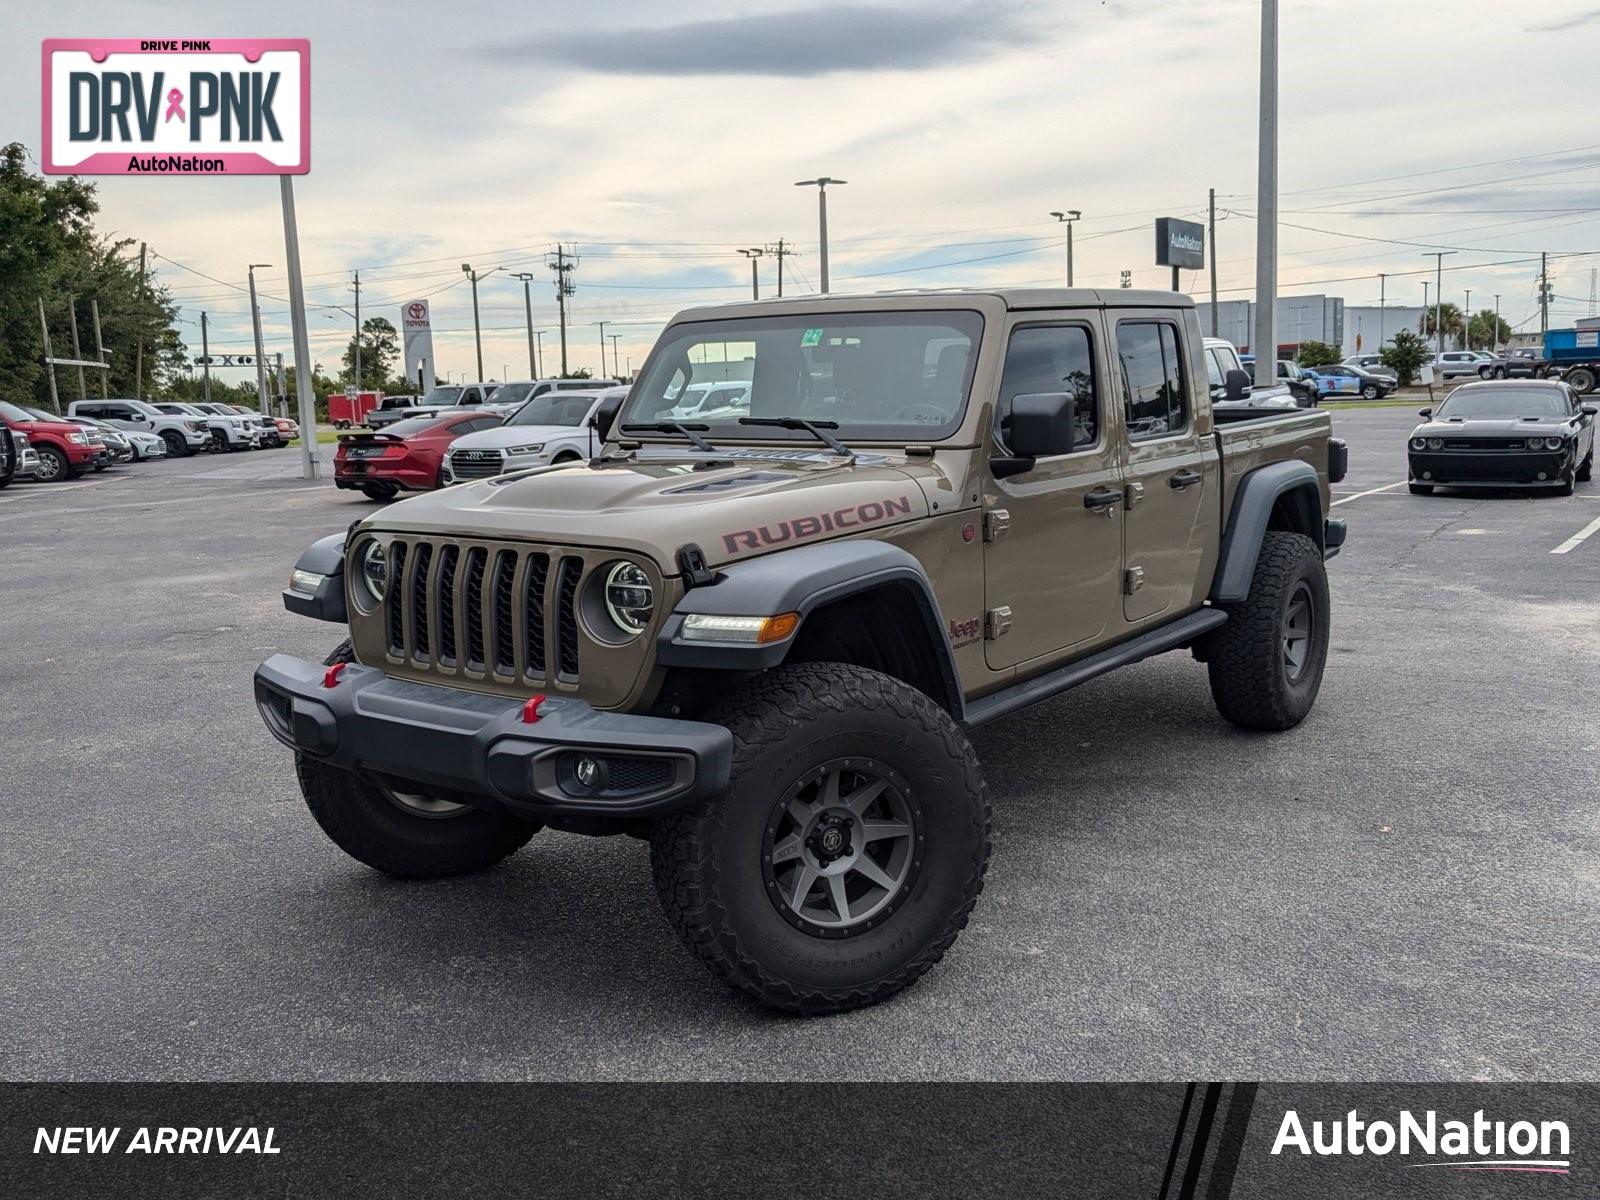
[575, 757, 601, 788]
[559, 753, 610, 797]
[1538, 472, 1548, 480]
[1422, 471, 1433, 479]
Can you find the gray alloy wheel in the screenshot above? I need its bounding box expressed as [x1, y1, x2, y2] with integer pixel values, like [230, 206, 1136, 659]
[1361, 383, 1380, 399]
[761, 757, 921, 935]
[34, 445, 67, 481]
[1282, 580, 1316, 683]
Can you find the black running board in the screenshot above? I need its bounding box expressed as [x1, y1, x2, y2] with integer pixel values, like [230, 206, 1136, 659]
[962, 608, 1228, 729]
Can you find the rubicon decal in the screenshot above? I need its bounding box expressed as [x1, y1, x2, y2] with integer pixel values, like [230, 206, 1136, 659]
[1272, 1109, 1571, 1174]
[42, 39, 310, 175]
[721, 495, 914, 555]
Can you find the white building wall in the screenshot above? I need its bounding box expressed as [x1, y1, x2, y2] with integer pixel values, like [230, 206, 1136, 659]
[1342, 306, 1428, 355]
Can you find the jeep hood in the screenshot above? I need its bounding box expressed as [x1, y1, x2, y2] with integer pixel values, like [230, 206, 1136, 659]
[360, 449, 943, 571]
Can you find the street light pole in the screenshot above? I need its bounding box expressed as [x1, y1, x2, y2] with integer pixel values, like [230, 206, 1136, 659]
[739, 247, 764, 299]
[1252, 0, 1278, 390]
[1422, 251, 1455, 358]
[350, 269, 361, 392]
[1049, 210, 1080, 286]
[460, 263, 498, 380]
[610, 334, 621, 379]
[595, 320, 609, 377]
[795, 178, 846, 292]
[513, 271, 539, 378]
[247, 262, 272, 412]
[1463, 288, 1472, 350]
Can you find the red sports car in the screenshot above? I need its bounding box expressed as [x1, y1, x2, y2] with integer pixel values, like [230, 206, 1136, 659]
[333, 410, 502, 501]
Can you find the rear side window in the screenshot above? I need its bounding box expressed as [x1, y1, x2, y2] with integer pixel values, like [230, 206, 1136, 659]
[995, 324, 1098, 453]
[1117, 322, 1188, 440]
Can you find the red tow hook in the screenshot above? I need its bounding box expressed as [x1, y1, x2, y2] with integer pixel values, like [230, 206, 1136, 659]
[322, 662, 349, 689]
[521, 694, 548, 724]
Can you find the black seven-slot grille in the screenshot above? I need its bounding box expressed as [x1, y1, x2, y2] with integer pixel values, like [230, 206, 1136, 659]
[1441, 438, 1544, 451]
[383, 538, 581, 683]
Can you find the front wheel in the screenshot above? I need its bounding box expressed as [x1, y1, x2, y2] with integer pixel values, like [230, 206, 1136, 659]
[1204, 531, 1330, 731]
[1361, 383, 1380, 399]
[1578, 450, 1593, 483]
[651, 663, 990, 1015]
[1409, 483, 1435, 495]
[34, 445, 70, 482]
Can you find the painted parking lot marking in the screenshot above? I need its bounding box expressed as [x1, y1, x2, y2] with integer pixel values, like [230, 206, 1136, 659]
[1551, 511, 1600, 554]
[1331, 481, 1406, 506]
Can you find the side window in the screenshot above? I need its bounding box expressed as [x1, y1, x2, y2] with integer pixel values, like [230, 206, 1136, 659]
[460, 388, 480, 406]
[1204, 348, 1225, 390]
[995, 325, 1098, 453]
[1117, 322, 1188, 440]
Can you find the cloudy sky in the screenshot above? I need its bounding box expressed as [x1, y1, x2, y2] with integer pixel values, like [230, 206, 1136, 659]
[8, 0, 1600, 385]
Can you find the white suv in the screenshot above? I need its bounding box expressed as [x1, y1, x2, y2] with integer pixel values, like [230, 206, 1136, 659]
[68, 398, 211, 457]
[442, 387, 627, 483]
[152, 402, 261, 451]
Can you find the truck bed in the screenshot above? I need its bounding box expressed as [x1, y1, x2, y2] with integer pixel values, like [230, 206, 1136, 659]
[1213, 407, 1334, 517]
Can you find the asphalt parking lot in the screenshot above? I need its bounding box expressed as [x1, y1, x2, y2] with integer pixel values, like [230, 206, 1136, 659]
[3, 407, 1597, 1082]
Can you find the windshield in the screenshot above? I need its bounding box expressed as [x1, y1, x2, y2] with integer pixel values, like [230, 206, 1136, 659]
[417, 386, 461, 406]
[507, 393, 596, 427]
[1437, 388, 1571, 419]
[489, 383, 534, 407]
[0, 401, 39, 422]
[621, 311, 984, 442]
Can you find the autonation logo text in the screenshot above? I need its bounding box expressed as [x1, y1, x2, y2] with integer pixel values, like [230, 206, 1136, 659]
[1272, 1109, 1571, 1175]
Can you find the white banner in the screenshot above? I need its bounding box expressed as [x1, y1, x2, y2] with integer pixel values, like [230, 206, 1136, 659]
[401, 299, 435, 390]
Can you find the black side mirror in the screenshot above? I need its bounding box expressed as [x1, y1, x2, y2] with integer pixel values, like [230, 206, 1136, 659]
[1223, 368, 1252, 403]
[589, 393, 626, 442]
[1418, 408, 1432, 418]
[994, 392, 1076, 478]
[1583, 404, 1598, 416]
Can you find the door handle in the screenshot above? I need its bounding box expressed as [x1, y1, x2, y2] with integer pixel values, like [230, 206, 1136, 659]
[1169, 469, 1202, 490]
[1083, 486, 1122, 511]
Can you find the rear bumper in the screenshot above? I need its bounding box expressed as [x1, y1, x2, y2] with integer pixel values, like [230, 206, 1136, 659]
[334, 462, 436, 490]
[253, 654, 733, 819]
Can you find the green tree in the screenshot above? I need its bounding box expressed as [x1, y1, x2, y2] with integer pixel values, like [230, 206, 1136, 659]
[0, 143, 185, 409]
[1419, 302, 1464, 346]
[1467, 308, 1511, 351]
[1296, 340, 1340, 368]
[340, 317, 400, 389]
[560, 367, 593, 379]
[1380, 329, 1431, 386]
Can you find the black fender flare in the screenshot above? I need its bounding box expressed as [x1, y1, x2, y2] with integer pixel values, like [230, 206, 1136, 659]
[1210, 460, 1323, 603]
[282, 532, 349, 623]
[656, 540, 964, 718]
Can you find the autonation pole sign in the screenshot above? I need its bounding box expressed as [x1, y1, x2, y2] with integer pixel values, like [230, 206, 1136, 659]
[41, 39, 309, 175]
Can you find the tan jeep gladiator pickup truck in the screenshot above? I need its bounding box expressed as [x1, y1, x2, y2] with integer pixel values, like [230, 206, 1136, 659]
[256, 288, 1347, 1014]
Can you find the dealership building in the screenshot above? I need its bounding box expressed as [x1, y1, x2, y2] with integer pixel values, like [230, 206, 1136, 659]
[1196, 297, 1429, 358]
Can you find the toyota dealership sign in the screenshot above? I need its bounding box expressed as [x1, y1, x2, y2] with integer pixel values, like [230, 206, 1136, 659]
[41, 38, 309, 175]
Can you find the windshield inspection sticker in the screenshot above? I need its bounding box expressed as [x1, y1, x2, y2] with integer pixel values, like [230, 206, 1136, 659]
[801, 328, 824, 347]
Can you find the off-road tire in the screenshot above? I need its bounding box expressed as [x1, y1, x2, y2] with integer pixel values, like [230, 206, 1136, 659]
[361, 481, 400, 502]
[295, 639, 536, 878]
[650, 663, 990, 1015]
[1205, 531, 1330, 731]
[1409, 483, 1434, 495]
[1567, 367, 1596, 395]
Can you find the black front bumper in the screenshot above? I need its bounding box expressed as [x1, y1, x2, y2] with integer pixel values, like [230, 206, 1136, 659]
[253, 654, 732, 819]
[1409, 450, 1570, 486]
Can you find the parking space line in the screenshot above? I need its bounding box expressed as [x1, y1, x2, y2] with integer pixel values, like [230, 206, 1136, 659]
[0, 484, 331, 523]
[1332, 481, 1406, 507]
[0, 479, 122, 505]
[1551, 511, 1600, 555]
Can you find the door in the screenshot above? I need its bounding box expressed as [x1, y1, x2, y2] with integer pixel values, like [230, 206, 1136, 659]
[1113, 318, 1211, 624]
[983, 318, 1124, 670]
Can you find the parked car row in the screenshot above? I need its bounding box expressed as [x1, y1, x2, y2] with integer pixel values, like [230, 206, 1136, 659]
[0, 398, 299, 484]
[364, 378, 623, 429]
[332, 387, 629, 501]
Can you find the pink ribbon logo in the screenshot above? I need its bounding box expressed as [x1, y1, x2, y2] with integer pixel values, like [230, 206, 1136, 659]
[164, 88, 185, 123]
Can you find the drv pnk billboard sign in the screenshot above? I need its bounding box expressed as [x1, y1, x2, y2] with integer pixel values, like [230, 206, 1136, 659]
[41, 39, 309, 175]
[1155, 217, 1205, 270]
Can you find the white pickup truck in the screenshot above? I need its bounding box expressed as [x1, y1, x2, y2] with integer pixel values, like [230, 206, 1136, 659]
[67, 398, 211, 457]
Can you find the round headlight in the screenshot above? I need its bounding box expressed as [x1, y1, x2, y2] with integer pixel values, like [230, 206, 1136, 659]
[360, 540, 389, 602]
[603, 561, 653, 635]
[1527, 438, 1544, 451]
[1545, 436, 1565, 451]
[1427, 438, 1444, 450]
[1410, 437, 1427, 451]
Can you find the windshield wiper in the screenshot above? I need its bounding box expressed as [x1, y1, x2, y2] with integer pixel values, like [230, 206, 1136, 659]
[619, 422, 718, 452]
[738, 416, 854, 458]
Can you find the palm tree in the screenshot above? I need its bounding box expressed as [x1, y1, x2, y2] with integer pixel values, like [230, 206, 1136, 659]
[1419, 302, 1465, 345]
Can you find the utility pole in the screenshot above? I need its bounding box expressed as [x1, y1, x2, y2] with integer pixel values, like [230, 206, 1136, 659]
[795, 178, 845, 293]
[1208, 190, 1218, 334]
[1378, 273, 1387, 350]
[248, 262, 272, 411]
[1252, 0, 1278, 388]
[739, 247, 763, 299]
[460, 262, 495, 381]
[68, 296, 87, 400]
[38, 298, 61, 413]
[766, 239, 795, 296]
[133, 241, 147, 401]
[200, 311, 212, 401]
[610, 333, 621, 379]
[1463, 288, 1472, 350]
[513, 272, 539, 377]
[1540, 253, 1551, 334]
[1493, 294, 1501, 353]
[1422, 251, 1455, 358]
[280, 177, 319, 479]
[548, 245, 578, 375]
[351, 270, 362, 391]
[595, 320, 609, 376]
[1421, 280, 1430, 335]
[534, 330, 545, 378]
[90, 298, 108, 399]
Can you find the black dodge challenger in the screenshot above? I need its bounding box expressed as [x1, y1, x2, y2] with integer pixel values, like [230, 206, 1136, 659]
[1408, 380, 1596, 495]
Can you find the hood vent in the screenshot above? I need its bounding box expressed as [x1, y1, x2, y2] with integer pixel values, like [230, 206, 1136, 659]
[663, 470, 792, 495]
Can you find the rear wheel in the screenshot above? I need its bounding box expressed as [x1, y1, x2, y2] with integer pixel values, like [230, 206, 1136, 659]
[1204, 531, 1330, 731]
[651, 663, 990, 1014]
[1567, 367, 1596, 395]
